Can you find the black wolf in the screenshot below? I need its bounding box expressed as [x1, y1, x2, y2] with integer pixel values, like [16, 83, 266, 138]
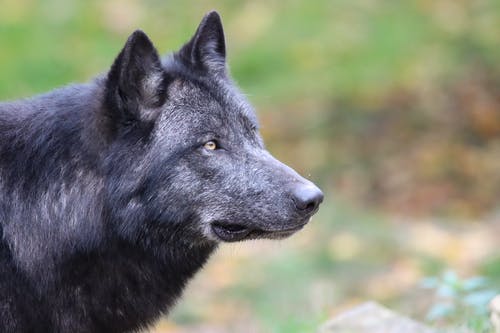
[0, 11, 323, 332]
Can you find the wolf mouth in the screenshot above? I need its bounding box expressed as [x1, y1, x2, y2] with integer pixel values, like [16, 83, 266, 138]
[211, 221, 308, 242]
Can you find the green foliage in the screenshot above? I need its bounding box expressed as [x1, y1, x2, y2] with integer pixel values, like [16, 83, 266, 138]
[421, 271, 497, 332]
[481, 256, 500, 286]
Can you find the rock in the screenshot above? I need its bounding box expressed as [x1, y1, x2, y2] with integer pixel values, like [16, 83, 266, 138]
[319, 302, 435, 333]
[490, 295, 500, 333]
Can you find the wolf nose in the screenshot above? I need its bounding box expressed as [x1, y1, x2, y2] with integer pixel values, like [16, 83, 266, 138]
[292, 184, 324, 214]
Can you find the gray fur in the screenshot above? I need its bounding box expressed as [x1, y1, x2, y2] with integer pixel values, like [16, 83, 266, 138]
[0, 11, 322, 332]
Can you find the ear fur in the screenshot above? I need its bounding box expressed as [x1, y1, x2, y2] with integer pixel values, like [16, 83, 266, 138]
[177, 11, 227, 75]
[105, 30, 169, 130]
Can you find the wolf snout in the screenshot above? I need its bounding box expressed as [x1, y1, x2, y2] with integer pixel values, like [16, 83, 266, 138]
[291, 183, 324, 215]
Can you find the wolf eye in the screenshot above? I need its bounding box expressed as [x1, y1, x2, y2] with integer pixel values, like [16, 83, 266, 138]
[203, 140, 218, 150]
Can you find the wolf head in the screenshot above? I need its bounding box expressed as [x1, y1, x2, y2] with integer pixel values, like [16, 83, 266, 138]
[103, 11, 323, 244]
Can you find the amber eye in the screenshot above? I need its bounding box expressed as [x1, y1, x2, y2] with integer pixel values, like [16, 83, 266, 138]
[204, 140, 218, 150]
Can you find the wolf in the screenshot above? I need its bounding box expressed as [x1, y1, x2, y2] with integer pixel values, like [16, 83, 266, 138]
[0, 11, 323, 333]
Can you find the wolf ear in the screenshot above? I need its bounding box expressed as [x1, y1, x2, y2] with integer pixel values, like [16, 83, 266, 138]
[177, 11, 227, 75]
[105, 30, 169, 128]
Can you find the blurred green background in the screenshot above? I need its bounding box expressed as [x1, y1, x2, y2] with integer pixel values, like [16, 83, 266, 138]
[1, 0, 499, 332]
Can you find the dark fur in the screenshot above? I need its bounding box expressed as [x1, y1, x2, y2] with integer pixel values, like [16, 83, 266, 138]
[0, 12, 322, 332]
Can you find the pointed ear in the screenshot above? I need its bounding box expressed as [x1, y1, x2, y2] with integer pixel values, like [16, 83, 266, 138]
[177, 11, 227, 75]
[105, 30, 169, 127]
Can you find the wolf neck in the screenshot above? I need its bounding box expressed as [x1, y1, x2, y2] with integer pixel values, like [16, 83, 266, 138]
[46, 232, 217, 331]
